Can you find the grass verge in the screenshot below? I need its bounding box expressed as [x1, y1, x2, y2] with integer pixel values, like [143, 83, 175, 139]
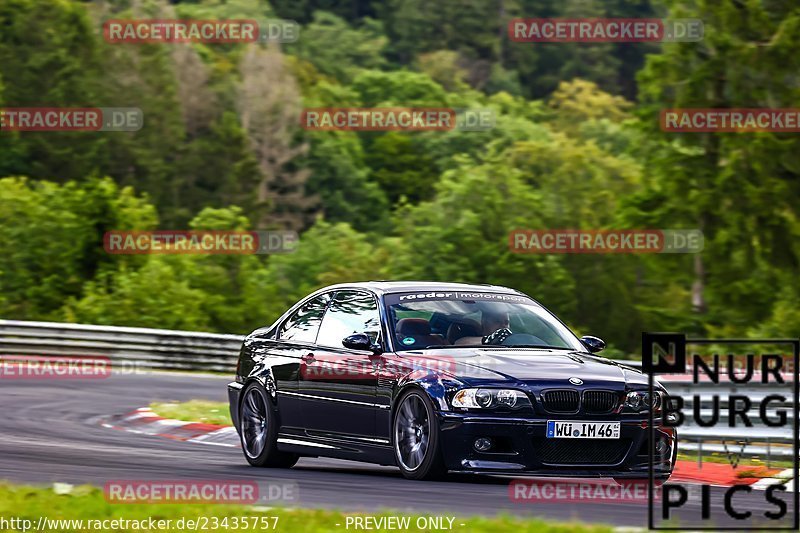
[0, 483, 610, 532]
[149, 400, 231, 426]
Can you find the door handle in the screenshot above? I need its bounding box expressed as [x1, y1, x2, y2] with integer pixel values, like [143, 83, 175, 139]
[301, 353, 315, 363]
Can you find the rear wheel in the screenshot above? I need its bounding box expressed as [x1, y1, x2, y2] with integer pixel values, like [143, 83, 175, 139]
[393, 390, 447, 480]
[239, 382, 298, 468]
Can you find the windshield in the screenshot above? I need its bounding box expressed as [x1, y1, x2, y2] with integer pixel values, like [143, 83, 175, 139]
[385, 291, 585, 352]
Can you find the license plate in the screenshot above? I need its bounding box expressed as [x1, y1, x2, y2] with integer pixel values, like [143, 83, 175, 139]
[546, 420, 620, 439]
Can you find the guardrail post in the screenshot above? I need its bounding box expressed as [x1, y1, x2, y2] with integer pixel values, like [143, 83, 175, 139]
[697, 438, 703, 468]
[766, 437, 771, 468]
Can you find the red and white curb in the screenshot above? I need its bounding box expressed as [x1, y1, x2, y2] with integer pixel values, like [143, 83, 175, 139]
[752, 468, 795, 491]
[100, 407, 240, 448]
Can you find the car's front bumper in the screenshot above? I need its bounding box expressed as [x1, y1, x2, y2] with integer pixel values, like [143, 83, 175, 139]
[438, 411, 676, 478]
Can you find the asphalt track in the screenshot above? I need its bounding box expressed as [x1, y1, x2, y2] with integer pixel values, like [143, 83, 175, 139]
[1, 371, 795, 529]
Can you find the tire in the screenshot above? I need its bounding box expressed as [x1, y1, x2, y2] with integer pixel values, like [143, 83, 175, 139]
[393, 389, 447, 480]
[238, 381, 298, 468]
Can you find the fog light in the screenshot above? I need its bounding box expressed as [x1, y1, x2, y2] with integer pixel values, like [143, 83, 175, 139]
[474, 437, 493, 452]
[655, 439, 669, 454]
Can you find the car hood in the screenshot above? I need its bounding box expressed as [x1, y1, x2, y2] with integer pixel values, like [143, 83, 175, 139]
[399, 348, 649, 388]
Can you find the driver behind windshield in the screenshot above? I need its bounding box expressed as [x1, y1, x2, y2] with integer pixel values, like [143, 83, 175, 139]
[481, 310, 512, 345]
[451, 309, 511, 346]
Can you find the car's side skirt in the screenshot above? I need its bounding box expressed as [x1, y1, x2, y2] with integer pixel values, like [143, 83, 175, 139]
[276, 430, 395, 465]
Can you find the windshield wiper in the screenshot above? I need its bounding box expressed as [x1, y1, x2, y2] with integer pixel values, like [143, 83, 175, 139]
[420, 344, 576, 350]
[488, 344, 574, 350]
[421, 345, 469, 349]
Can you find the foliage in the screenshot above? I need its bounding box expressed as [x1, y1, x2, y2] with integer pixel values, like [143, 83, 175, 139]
[288, 11, 387, 82]
[0, 482, 611, 532]
[0, 177, 156, 320]
[1, 0, 799, 355]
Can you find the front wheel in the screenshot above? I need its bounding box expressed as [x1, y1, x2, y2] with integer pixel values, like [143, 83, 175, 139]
[393, 390, 447, 480]
[239, 382, 298, 468]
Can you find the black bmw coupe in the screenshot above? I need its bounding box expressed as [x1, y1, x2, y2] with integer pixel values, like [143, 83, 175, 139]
[228, 281, 676, 480]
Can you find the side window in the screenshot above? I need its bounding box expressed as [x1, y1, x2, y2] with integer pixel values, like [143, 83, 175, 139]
[315, 290, 381, 348]
[279, 293, 331, 343]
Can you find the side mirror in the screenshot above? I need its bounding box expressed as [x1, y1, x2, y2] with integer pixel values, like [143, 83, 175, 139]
[342, 333, 383, 354]
[580, 335, 606, 353]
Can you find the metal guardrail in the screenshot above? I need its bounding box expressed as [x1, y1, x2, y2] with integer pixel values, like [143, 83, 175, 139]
[0, 320, 244, 373]
[0, 320, 794, 465]
[661, 379, 796, 466]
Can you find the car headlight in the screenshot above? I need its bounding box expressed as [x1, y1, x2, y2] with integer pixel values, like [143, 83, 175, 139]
[451, 388, 532, 410]
[625, 390, 662, 412]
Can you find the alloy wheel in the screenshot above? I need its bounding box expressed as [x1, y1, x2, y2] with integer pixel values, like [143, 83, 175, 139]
[394, 394, 431, 471]
[241, 387, 268, 459]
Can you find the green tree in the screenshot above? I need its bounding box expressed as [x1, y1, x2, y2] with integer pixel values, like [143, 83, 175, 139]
[351, 69, 450, 107]
[288, 11, 387, 82]
[0, 177, 156, 320]
[304, 131, 390, 232]
[633, 0, 800, 335]
[63, 259, 212, 331]
[250, 220, 392, 326]
[0, 0, 105, 180]
[388, 155, 576, 316]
